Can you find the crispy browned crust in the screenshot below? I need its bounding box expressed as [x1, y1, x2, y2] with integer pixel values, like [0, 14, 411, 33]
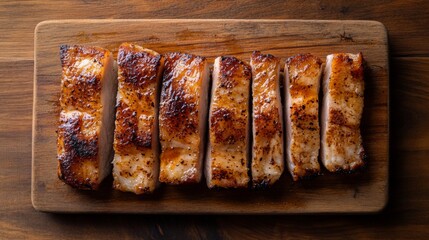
[210, 56, 251, 146]
[209, 56, 251, 188]
[286, 54, 322, 180]
[159, 52, 205, 140]
[325, 53, 365, 171]
[253, 106, 282, 138]
[159, 52, 207, 184]
[59, 45, 107, 116]
[218, 56, 251, 89]
[287, 54, 321, 132]
[114, 43, 164, 154]
[114, 101, 140, 151]
[290, 105, 319, 130]
[211, 107, 246, 144]
[250, 51, 283, 187]
[252, 51, 282, 139]
[57, 45, 110, 190]
[57, 112, 99, 189]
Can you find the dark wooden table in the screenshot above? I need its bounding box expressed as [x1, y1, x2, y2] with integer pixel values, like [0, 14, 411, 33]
[1, 1, 428, 239]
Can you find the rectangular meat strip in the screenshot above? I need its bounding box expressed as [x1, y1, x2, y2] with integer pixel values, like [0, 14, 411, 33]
[158, 52, 210, 184]
[321, 53, 366, 172]
[112, 43, 164, 194]
[250, 51, 284, 187]
[57, 45, 117, 190]
[206, 56, 251, 188]
[285, 54, 322, 180]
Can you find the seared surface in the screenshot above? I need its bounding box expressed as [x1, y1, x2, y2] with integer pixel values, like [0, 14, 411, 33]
[159, 52, 209, 184]
[57, 45, 117, 190]
[113, 43, 163, 194]
[285, 54, 322, 180]
[206, 56, 251, 188]
[250, 51, 284, 187]
[321, 53, 366, 172]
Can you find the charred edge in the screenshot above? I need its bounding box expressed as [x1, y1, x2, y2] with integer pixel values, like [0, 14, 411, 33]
[58, 156, 97, 190]
[59, 45, 70, 65]
[61, 45, 107, 67]
[118, 44, 161, 65]
[218, 56, 251, 89]
[58, 114, 99, 190]
[162, 53, 181, 81]
[251, 51, 279, 63]
[220, 56, 251, 71]
[118, 45, 162, 89]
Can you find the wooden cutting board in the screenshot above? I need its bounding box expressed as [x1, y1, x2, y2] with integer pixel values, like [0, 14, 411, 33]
[32, 19, 389, 213]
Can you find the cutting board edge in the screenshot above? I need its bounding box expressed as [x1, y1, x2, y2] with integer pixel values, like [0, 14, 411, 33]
[32, 19, 389, 214]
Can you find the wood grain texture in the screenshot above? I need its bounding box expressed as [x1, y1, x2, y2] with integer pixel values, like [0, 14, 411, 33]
[32, 19, 389, 213]
[0, 0, 428, 60]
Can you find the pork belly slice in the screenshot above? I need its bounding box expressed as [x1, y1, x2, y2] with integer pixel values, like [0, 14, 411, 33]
[206, 56, 251, 188]
[158, 52, 210, 184]
[112, 43, 164, 194]
[285, 54, 322, 180]
[321, 53, 366, 172]
[250, 51, 284, 187]
[57, 45, 117, 190]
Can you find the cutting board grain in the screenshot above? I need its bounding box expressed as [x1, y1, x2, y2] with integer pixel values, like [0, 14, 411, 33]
[32, 19, 389, 213]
